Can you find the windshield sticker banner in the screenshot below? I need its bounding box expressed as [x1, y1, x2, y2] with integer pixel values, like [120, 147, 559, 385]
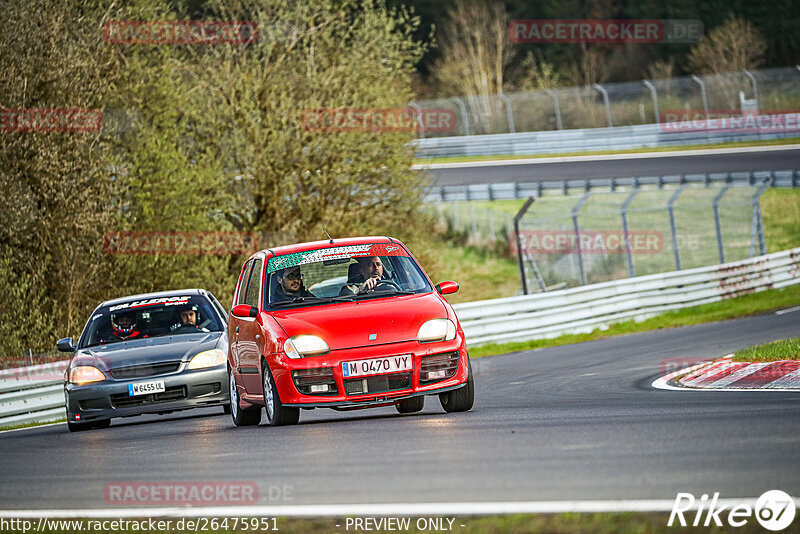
[267, 243, 408, 273]
[108, 296, 191, 312]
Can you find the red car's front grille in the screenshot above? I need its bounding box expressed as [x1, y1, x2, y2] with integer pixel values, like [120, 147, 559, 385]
[344, 372, 411, 396]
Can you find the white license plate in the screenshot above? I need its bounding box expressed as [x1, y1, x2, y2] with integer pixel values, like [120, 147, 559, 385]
[128, 380, 165, 396]
[341, 355, 412, 378]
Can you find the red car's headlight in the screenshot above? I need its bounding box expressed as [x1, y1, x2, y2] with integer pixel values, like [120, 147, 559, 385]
[284, 335, 330, 359]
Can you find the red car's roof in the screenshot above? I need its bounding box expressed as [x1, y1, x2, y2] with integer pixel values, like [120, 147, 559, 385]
[257, 236, 397, 258]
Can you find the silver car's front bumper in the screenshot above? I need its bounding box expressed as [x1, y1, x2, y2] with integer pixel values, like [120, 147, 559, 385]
[64, 365, 228, 422]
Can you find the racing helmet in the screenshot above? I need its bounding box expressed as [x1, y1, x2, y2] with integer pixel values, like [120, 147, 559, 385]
[111, 311, 137, 338]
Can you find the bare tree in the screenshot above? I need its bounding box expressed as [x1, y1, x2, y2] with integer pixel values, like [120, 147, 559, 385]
[432, 0, 510, 133]
[688, 15, 767, 74]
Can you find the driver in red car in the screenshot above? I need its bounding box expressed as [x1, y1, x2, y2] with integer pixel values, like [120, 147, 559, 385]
[273, 266, 313, 302]
[339, 256, 387, 295]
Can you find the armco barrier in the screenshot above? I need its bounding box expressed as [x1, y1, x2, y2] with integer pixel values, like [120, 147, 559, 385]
[413, 116, 800, 158]
[0, 361, 68, 427]
[452, 247, 800, 346]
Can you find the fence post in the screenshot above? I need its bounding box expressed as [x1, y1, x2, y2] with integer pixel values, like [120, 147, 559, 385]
[750, 179, 770, 257]
[470, 204, 479, 241]
[451, 97, 470, 136]
[668, 184, 687, 271]
[593, 84, 613, 128]
[744, 70, 759, 108]
[572, 191, 592, 285]
[621, 188, 640, 277]
[514, 197, 537, 295]
[544, 89, 563, 130]
[712, 185, 730, 264]
[488, 208, 496, 239]
[453, 203, 460, 230]
[642, 80, 659, 123]
[407, 101, 425, 139]
[691, 75, 709, 118]
[499, 93, 516, 133]
[505, 213, 512, 241]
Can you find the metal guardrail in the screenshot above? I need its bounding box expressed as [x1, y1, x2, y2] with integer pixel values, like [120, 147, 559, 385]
[0, 361, 67, 427]
[453, 247, 800, 347]
[424, 170, 800, 202]
[413, 115, 800, 158]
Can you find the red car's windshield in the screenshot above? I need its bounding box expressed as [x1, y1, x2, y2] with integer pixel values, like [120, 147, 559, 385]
[265, 243, 432, 307]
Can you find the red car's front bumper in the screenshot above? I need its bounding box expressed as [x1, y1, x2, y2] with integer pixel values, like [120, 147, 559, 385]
[242, 334, 469, 410]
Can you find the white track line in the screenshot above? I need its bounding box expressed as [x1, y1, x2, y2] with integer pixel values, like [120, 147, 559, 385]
[412, 143, 800, 170]
[1, 498, 791, 518]
[775, 305, 800, 315]
[0, 421, 65, 435]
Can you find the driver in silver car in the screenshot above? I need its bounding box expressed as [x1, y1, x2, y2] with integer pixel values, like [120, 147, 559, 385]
[339, 256, 387, 295]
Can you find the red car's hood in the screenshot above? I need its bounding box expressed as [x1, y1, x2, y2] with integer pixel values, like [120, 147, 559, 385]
[271, 292, 448, 350]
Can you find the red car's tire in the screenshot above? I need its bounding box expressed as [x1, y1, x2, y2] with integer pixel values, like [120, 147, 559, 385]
[229, 369, 261, 427]
[395, 396, 425, 413]
[262, 362, 299, 426]
[439, 359, 474, 413]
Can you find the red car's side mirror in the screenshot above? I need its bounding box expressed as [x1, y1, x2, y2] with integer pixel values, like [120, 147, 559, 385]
[436, 281, 459, 295]
[231, 304, 258, 318]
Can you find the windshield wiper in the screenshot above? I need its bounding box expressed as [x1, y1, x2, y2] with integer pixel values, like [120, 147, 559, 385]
[353, 289, 415, 299]
[269, 296, 354, 308]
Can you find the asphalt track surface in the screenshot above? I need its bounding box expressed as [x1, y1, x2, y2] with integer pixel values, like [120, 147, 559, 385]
[424, 147, 800, 186]
[1, 311, 798, 511]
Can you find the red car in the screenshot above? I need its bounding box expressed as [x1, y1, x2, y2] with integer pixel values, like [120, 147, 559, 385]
[227, 236, 474, 426]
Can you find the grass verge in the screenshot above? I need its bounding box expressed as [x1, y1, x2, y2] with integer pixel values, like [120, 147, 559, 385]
[413, 137, 800, 165]
[469, 284, 800, 359]
[733, 335, 800, 363]
[0, 418, 65, 432]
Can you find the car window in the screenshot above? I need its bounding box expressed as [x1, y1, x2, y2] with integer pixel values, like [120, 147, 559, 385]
[244, 258, 263, 308]
[235, 260, 253, 305]
[265, 243, 432, 308]
[79, 295, 225, 348]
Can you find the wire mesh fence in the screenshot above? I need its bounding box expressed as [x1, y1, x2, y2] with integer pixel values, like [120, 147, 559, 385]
[427, 182, 771, 293]
[413, 67, 800, 137]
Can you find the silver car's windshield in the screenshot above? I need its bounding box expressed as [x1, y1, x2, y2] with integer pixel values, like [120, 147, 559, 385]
[79, 295, 224, 348]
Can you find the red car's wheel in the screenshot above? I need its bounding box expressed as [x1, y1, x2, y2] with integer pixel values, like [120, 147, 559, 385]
[262, 362, 299, 426]
[229, 368, 261, 427]
[395, 396, 424, 413]
[439, 359, 474, 413]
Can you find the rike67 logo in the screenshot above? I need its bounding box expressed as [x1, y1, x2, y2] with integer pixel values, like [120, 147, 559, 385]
[669, 490, 796, 531]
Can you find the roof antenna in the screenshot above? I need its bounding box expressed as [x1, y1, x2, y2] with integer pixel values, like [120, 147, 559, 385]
[323, 228, 334, 244]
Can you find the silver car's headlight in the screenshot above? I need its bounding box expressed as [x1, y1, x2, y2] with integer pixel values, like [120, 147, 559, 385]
[188, 349, 226, 369]
[417, 319, 456, 343]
